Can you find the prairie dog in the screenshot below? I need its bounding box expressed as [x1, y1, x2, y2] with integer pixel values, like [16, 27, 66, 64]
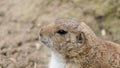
[39, 19, 120, 68]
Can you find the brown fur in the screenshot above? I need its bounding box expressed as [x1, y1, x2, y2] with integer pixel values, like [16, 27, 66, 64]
[39, 19, 120, 68]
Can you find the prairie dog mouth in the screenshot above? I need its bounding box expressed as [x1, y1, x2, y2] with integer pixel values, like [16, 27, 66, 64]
[40, 37, 48, 44]
[39, 36, 53, 47]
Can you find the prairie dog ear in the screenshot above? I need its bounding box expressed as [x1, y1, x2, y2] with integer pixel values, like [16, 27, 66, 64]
[77, 32, 86, 44]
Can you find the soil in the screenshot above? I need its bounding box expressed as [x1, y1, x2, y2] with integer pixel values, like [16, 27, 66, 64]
[0, 0, 120, 68]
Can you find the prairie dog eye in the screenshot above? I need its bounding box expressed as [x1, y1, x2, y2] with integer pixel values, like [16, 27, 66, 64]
[57, 29, 67, 35]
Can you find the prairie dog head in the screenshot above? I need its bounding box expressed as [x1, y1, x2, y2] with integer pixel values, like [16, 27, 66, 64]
[39, 19, 98, 59]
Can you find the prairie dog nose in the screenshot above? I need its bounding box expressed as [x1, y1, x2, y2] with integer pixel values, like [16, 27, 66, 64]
[39, 27, 48, 37]
[39, 23, 54, 38]
[39, 28, 48, 44]
[39, 28, 43, 37]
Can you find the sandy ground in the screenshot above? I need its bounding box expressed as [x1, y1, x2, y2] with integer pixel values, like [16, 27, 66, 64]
[0, 0, 120, 68]
[0, 0, 50, 68]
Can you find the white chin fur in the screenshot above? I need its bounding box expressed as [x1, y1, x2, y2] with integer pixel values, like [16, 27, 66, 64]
[49, 52, 65, 68]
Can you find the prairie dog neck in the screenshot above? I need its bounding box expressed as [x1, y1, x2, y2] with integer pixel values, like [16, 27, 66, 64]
[49, 52, 66, 68]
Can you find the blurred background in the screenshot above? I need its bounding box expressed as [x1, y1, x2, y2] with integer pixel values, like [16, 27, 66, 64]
[0, 0, 120, 68]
